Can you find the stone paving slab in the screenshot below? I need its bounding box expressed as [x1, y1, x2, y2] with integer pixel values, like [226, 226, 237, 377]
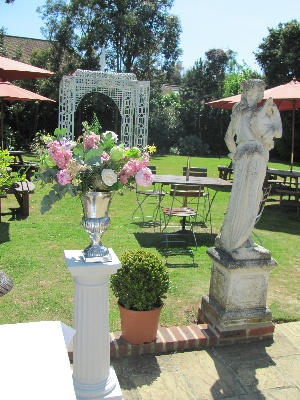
[111, 322, 300, 400]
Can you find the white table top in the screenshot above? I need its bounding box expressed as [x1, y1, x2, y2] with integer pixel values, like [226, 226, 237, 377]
[0, 321, 76, 400]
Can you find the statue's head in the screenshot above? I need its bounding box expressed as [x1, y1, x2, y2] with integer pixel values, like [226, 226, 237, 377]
[240, 79, 266, 105]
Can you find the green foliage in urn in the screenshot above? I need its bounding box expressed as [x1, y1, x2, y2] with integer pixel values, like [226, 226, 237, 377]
[110, 250, 170, 311]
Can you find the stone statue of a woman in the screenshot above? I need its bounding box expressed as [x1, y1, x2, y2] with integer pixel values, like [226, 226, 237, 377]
[215, 79, 282, 260]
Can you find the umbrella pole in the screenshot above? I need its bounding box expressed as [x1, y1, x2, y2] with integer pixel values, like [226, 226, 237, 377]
[1, 99, 3, 150]
[290, 103, 296, 172]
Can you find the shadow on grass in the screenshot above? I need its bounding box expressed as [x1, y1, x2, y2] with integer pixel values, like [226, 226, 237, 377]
[164, 256, 198, 268]
[133, 230, 217, 268]
[133, 232, 163, 249]
[0, 222, 10, 244]
[195, 232, 216, 248]
[1, 208, 29, 222]
[8, 208, 29, 221]
[254, 202, 300, 236]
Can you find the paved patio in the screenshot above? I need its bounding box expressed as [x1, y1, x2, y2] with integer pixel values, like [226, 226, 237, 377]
[111, 321, 300, 399]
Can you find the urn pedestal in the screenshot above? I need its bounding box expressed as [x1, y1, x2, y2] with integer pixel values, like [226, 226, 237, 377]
[65, 249, 122, 400]
[198, 247, 277, 340]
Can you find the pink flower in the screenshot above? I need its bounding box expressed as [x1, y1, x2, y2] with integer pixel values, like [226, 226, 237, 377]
[122, 159, 145, 178]
[135, 168, 153, 187]
[57, 169, 72, 185]
[83, 132, 100, 150]
[48, 140, 73, 169]
[101, 151, 110, 162]
[118, 173, 129, 185]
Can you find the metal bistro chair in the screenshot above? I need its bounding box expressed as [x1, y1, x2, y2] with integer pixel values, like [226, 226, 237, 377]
[182, 167, 212, 232]
[132, 165, 165, 227]
[161, 184, 203, 262]
[252, 184, 272, 245]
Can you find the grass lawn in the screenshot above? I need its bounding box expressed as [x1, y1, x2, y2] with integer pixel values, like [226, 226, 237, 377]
[0, 154, 299, 331]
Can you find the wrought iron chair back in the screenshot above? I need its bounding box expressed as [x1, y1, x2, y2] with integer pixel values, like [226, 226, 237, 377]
[132, 165, 165, 226]
[182, 167, 211, 231]
[183, 167, 207, 178]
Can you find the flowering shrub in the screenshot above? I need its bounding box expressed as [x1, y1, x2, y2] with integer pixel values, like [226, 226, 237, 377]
[0, 149, 26, 195]
[36, 121, 156, 213]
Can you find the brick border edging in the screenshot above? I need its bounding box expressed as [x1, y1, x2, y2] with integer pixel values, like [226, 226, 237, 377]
[68, 322, 274, 361]
[108, 322, 274, 358]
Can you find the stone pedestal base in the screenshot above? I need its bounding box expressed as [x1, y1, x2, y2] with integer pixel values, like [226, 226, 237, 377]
[198, 247, 277, 340]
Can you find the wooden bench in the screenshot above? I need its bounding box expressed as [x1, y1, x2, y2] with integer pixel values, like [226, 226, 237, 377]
[6, 180, 35, 217]
[276, 189, 300, 213]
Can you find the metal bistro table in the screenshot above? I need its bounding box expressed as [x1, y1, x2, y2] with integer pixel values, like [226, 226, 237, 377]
[153, 175, 232, 231]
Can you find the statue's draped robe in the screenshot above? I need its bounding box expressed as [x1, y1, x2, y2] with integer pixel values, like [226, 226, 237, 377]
[216, 99, 282, 256]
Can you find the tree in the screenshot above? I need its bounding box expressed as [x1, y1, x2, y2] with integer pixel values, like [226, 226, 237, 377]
[179, 49, 237, 153]
[0, 27, 7, 56]
[148, 92, 183, 153]
[223, 63, 263, 97]
[255, 21, 300, 163]
[255, 20, 300, 87]
[38, 0, 182, 82]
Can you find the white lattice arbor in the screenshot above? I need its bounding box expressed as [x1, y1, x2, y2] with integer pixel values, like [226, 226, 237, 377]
[59, 69, 150, 148]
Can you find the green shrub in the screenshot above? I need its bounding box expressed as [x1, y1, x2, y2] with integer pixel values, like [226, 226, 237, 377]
[110, 250, 170, 311]
[176, 135, 210, 156]
[0, 149, 25, 195]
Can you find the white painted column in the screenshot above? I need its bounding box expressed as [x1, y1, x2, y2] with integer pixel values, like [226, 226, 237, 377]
[65, 249, 122, 400]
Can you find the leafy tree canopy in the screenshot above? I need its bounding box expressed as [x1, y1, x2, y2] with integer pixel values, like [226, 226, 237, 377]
[255, 20, 300, 87]
[38, 0, 182, 82]
[223, 63, 263, 97]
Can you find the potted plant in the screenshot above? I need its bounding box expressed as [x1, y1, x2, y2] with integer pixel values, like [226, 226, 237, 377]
[110, 249, 170, 344]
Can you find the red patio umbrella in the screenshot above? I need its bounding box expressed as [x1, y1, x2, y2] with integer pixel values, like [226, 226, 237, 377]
[206, 78, 300, 170]
[0, 56, 54, 149]
[0, 79, 55, 149]
[205, 93, 242, 109]
[0, 55, 54, 81]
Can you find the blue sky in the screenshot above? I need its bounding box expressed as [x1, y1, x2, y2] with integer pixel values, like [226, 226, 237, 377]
[0, 0, 299, 72]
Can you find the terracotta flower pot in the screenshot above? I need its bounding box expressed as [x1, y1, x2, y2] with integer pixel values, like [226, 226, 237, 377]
[118, 302, 162, 345]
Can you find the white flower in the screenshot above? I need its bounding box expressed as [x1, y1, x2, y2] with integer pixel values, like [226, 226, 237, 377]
[101, 168, 117, 186]
[103, 130, 118, 142]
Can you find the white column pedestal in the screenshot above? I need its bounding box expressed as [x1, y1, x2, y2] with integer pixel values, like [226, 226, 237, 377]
[65, 249, 123, 400]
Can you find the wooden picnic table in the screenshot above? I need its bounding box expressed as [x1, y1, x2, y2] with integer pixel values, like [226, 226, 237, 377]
[9, 150, 25, 164]
[276, 189, 300, 213]
[266, 168, 300, 190]
[266, 169, 300, 211]
[218, 165, 233, 181]
[8, 150, 39, 180]
[0, 180, 35, 221]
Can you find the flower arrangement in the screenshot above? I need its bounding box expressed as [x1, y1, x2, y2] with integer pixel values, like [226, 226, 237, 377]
[36, 118, 156, 213]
